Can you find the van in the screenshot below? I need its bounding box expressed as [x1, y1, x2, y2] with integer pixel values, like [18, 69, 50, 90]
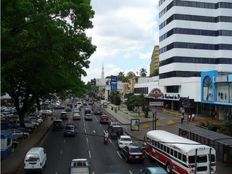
[24, 147, 47, 173]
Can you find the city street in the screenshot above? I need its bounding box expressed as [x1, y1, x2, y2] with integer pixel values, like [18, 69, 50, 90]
[18, 107, 160, 174]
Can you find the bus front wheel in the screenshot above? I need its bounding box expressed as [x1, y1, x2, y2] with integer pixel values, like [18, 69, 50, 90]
[166, 163, 172, 174]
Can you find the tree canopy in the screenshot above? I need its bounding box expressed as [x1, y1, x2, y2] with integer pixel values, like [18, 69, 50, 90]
[2, 0, 96, 126]
[140, 68, 147, 77]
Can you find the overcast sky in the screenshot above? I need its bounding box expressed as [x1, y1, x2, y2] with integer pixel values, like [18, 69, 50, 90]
[83, 0, 159, 82]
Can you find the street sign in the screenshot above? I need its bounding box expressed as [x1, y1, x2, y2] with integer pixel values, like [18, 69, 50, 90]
[149, 102, 164, 107]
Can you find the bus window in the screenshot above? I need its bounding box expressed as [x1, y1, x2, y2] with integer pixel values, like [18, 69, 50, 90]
[161, 144, 163, 150]
[210, 154, 215, 162]
[171, 149, 173, 155]
[188, 155, 207, 163]
[158, 142, 160, 148]
[183, 155, 186, 162]
[178, 152, 182, 160]
[164, 145, 166, 152]
[167, 147, 170, 153]
[174, 151, 177, 158]
[155, 141, 157, 147]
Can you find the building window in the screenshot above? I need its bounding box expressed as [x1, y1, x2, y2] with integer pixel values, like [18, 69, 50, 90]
[166, 86, 179, 93]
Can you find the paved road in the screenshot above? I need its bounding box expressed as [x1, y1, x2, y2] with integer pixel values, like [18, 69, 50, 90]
[18, 105, 161, 174]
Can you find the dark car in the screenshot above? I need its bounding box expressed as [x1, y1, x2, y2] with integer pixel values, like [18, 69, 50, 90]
[52, 119, 63, 131]
[60, 111, 68, 120]
[100, 115, 109, 124]
[120, 145, 145, 163]
[64, 124, 76, 137]
[84, 108, 91, 115]
[94, 109, 102, 115]
[108, 125, 123, 139]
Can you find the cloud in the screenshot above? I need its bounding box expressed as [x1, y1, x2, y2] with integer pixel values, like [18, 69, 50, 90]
[83, 0, 159, 82]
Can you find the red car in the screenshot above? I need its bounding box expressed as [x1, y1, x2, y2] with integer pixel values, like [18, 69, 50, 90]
[100, 115, 109, 124]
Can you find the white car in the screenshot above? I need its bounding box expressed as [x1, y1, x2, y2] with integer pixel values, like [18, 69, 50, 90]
[24, 147, 47, 173]
[70, 159, 90, 174]
[73, 112, 81, 120]
[118, 135, 133, 149]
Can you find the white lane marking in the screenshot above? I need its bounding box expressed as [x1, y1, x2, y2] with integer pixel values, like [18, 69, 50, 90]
[109, 139, 112, 144]
[92, 130, 96, 134]
[86, 137, 89, 143]
[88, 150, 92, 159]
[92, 172, 95, 174]
[117, 151, 122, 159]
[60, 150, 63, 155]
[64, 139, 66, 143]
[85, 129, 87, 133]
[129, 170, 133, 174]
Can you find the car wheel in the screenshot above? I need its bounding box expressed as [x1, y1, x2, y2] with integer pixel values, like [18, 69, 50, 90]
[126, 157, 130, 163]
[166, 163, 172, 174]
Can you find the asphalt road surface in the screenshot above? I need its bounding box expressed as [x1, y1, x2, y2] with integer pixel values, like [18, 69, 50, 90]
[19, 105, 160, 174]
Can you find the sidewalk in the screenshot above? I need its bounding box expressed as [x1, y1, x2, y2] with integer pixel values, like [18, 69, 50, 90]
[1, 118, 52, 174]
[103, 103, 232, 174]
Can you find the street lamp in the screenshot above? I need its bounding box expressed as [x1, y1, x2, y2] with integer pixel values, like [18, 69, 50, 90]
[151, 107, 157, 130]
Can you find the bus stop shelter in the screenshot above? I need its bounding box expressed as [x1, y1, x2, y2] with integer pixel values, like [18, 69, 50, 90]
[178, 124, 232, 163]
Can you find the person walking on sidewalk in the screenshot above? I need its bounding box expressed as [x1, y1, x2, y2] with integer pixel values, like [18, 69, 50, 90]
[181, 113, 184, 124]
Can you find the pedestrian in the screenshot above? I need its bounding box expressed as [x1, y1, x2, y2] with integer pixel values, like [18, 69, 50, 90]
[181, 113, 184, 124]
[192, 113, 195, 121]
[188, 113, 192, 122]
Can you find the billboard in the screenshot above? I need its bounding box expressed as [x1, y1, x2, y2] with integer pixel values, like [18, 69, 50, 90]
[110, 76, 117, 91]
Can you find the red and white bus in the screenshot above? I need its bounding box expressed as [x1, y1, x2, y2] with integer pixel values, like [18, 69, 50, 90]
[145, 130, 216, 174]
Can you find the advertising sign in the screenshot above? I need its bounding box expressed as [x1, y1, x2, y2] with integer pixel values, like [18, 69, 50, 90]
[130, 119, 140, 131]
[111, 76, 117, 90]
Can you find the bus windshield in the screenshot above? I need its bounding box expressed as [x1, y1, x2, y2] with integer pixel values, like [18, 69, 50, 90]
[188, 155, 207, 164]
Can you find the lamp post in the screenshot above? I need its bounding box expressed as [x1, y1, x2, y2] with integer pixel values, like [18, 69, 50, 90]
[151, 107, 157, 130]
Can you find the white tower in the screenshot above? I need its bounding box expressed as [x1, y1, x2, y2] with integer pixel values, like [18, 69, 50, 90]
[101, 64, 104, 79]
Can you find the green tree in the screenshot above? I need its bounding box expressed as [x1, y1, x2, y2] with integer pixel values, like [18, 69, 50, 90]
[140, 68, 147, 77]
[2, 0, 96, 126]
[127, 71, 136, 79]
[118, 72, 128, 82]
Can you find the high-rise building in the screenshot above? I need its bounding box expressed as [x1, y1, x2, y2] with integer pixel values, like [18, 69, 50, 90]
[150, 45, 160, 76]
[159, 0, 232, 103]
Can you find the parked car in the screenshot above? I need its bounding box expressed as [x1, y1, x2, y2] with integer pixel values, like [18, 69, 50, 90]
[108, 125, 123, 139]
[64, 123, 76, 137]
[118, 135, 133, 149]
[139, 167, 168, 174]
[24, 120, 36, 132]
[60, 111, 68, 120]
[100, 115, 109, 124]
[52, 119, 63, 131]
[84, 114, 93, 121]
[120, 145, 144, 163]
[24, 147, 47, 173]
[73, 112, 81, 120]
[11, 128, 30, 140]
[69, 158, 90, 174]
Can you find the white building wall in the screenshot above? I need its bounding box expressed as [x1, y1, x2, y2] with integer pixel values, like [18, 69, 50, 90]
[159, 0, 232, 97]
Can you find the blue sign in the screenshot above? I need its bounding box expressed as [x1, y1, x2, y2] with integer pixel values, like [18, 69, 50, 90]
[111, 76, 117, 82]
[110, 76, 117, 90]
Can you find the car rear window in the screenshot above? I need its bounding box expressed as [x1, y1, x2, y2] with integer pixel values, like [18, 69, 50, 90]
[25, 155, 39, 162]
[129, 147, 141, 153]
[121, 137, 131, 141]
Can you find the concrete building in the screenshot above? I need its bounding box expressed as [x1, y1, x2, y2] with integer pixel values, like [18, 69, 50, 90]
[150, 45, 160, 76]
[158, 0, 232, 115]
